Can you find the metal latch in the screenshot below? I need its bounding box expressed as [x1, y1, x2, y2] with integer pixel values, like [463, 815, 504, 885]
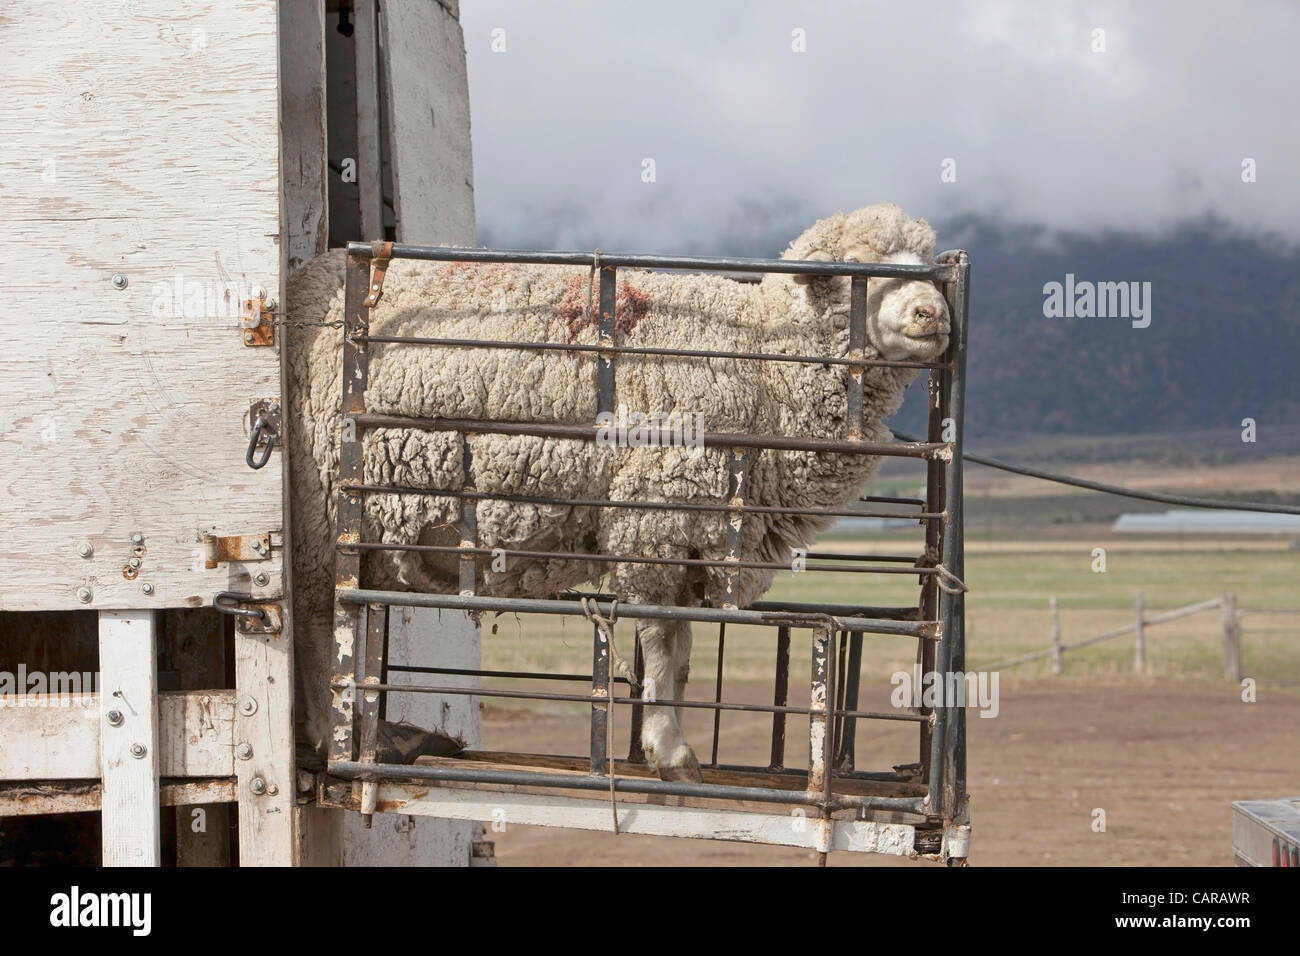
[213, 591, 283, 635]
[202, 532, 272, 568]
[246, 398, 280, 470]
[242, 292, 276, 347]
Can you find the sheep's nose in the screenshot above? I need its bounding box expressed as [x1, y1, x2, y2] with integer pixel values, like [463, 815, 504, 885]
[907, 300, 950, 336]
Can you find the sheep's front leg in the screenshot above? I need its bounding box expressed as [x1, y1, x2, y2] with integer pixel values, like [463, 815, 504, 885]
[638, 619, 702, 783]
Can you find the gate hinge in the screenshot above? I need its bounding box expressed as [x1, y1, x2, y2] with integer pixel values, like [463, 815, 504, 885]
[365, 240, 394, 308]
[202, 532, 275, 568]
[242, 292, 277, 347]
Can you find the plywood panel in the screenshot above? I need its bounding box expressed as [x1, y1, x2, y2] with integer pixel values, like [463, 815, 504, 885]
[0, 0, 285, 612]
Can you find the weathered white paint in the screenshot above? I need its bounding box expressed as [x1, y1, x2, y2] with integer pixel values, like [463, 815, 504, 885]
[234, 627, 296, 864]
[0, 0, 284, 612]
[356, 784, 918, 855]
[98, 610, 161, 866]
[0, 690, 235, 779]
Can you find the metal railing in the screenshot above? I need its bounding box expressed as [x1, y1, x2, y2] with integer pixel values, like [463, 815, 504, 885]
[324, 240, 971, 856]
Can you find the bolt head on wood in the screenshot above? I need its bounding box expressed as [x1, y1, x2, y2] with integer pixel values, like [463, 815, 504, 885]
[141, 582, 154, 595]
[239, 697, 258, 716]
[128, 556, 142, 568]
[78, 540, 93, 558]
[237, 742, 253, 760]
[111, 273, 128, 289]
[76, 587, 92, 603]
[130, 532, 144, 545]
[250, 777, 267, 795]
[254, 571, 270, 587]
[106, 709, 123, 726]
[130, 743, 146, 759]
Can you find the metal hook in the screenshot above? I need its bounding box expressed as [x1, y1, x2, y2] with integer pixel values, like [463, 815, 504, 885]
[213, 591, 269, 624]
[246, 412, 277, 469]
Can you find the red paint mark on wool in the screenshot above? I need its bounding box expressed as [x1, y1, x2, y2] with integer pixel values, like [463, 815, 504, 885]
[562, 276, 651, 342]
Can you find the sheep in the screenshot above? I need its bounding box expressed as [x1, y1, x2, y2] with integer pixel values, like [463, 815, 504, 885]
[285, 202, 951, 782]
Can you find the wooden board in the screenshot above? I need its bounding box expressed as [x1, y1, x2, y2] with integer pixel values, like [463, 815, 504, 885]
[98, 610, 161, 866]
[0, 0, 284, 612]
[0, 689, 236, 779]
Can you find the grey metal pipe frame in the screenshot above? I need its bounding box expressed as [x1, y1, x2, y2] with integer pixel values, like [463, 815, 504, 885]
[337, 588, 936, 639]
[925, 250, 970, 821]
[329, 759, 929, 815]
[329, 240, 968, 848]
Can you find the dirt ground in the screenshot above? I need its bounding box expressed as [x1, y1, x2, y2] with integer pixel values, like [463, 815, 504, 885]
[482, 681, 1299, 866]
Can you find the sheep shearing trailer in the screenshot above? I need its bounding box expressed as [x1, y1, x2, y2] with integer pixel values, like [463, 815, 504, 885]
[316, 242, 973, 865]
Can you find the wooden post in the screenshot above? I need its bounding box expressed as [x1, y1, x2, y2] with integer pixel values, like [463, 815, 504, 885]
[1134, 592, 1145, 674]
[1049, 596, 1062, 675]
[1221, 592, 1242, 683]
[98, 610, 161, 867]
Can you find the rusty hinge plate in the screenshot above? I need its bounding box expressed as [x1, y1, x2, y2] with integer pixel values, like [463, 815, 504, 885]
[242, 294, 276, 347]
[203, 533, 272, 569]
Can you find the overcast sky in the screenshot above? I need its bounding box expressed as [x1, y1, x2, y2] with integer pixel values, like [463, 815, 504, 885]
[459, 0, 1299, 254]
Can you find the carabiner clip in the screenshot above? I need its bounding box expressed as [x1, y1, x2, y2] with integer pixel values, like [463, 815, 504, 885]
[246, 411, 277, 470]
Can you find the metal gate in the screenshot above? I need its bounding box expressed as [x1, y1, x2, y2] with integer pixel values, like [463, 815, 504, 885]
[319, 240, 971, 863]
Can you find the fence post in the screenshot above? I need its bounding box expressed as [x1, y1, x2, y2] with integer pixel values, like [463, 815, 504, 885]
[1134, 592, 1145, 674]
[1050, 595, 1062, 675]
[1220, 592, 1241, 683]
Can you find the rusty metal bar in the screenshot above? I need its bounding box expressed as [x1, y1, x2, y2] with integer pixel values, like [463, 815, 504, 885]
[709, 622, 725, 767]
[349, 412, 951, 460]
[808, 628, 830, 794]
[328, 253, 372, 765]
[768, 626, 791, 771]
[590, 624, 609, 776]
[358, 602, 387, 826]
[360, 333, 949, 371]
[835, 631, 864, 770]
[723, 449, 748, 607]
[336, 680, 927, 722]
[344, 239, 956, 282]
[337, 589, 938, 638]
[458, 439, 477, 595]
[927, 250, 970, 820]
[628, 629, 646, 763]
[338, 481, 942, 522]
[329, 759, 930, 814]
[846, 277, 867, 438]
[596, 265, 616, 415]
[344, 541, 937, 578]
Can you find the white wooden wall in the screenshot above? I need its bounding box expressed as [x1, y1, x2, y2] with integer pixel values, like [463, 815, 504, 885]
[0, 0, 296, 864]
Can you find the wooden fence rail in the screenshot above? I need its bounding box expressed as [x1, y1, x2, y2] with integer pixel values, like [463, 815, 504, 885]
[984, 593, 1253, 680]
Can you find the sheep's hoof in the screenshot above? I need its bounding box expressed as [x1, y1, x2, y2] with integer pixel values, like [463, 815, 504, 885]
[657, 746, 703, 784]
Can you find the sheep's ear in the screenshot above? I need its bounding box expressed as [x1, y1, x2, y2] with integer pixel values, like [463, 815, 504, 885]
[792, 249, 834, 285]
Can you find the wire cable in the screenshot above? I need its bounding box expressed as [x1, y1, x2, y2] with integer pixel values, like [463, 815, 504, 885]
[890, 431, 1300, 517]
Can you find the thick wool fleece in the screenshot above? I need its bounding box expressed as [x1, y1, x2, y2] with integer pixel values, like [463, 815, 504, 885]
[286, 203, 939, 755]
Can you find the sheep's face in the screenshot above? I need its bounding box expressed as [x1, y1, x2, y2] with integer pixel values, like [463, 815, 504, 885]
[860, 252, 951, 362]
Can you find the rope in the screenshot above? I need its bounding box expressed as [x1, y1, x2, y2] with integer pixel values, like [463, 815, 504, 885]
[934, 564, 969, 595]
[892, 430, 1300, 517]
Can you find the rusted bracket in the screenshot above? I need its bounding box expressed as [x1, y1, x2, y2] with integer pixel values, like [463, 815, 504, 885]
[242, 294, 276, 347]
[202, 532, 272, 569]
[365, 240, 394, 308]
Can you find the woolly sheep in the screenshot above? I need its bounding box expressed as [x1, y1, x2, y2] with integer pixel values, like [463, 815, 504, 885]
[286, 202, 950, 782]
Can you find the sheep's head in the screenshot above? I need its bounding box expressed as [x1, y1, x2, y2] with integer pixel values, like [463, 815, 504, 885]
[776, 204, 950, 362]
